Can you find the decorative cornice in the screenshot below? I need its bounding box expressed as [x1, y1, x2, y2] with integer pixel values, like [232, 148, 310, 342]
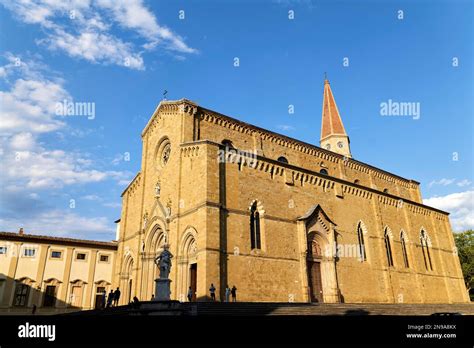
[141, 98, 198, 138]
[181, 139, 449, 217]
[121, 171, 142, 197]
[198, 106, 420, 189]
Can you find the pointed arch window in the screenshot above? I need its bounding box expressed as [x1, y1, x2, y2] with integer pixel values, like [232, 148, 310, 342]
[400, 232, 409, 268]
[420, 230, 433, 271]
[250, 202, 261, 250]
[384, 228, 394, 267]
[357, 222, 367, 261]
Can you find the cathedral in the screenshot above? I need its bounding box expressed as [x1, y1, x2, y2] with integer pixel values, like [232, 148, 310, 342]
[113, 79, 468, 304]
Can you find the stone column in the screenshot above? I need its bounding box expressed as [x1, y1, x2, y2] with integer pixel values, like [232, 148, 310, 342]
[84, 250, 98, 309]
[58, 247, 74, 307]
[31, 244, 49, 307]
[3, 242, 21, 307]
[296, 220, 310, 303]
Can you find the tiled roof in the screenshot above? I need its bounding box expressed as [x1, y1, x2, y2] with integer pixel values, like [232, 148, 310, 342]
[0, 231, 118, 250]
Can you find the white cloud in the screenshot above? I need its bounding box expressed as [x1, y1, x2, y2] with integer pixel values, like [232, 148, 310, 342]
[428, 178, 456, 188]
[103, 202, 121, 208]
[40, 29, 144, 69]
[0, 53, 133, 190]
[276, 124, 296, 131]
[424, 190, 474, 232]
[457, 179, 472, 187]
[10, 132, 36, 150]
[81, 195, 101, 201]
[1, 0, 196, 69]
[0, 210, 115, 240]
[0, 78, 69, 134]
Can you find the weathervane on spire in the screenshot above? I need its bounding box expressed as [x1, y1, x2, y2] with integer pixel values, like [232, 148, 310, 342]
[324, 72, 327, 80]
[163, 90, 168, 101]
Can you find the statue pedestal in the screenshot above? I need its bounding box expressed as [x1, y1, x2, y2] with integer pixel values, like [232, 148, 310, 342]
[154, 278, 172, 301]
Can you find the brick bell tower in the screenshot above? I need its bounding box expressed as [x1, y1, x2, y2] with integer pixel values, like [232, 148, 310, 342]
[320, 78, 352, 158]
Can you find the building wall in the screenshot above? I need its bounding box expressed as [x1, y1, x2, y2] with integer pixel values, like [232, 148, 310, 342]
[0, 237, 116, 314]
[114, 100, 468, 304]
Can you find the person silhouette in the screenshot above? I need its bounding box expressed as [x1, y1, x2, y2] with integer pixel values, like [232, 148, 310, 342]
[187, 286, 193, 302]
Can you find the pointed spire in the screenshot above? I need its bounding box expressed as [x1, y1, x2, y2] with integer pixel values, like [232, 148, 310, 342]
[321, 78, 347, 140]
[320, 77, 352, 158]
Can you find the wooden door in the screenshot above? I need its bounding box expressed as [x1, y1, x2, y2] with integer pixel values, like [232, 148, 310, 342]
[190, 263, 197, 301]
[71, 286, 83, 307]
[307, 261, 324, 303]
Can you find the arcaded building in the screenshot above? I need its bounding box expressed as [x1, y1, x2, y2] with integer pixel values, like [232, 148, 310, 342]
[0, 230, 117, 314]
[114, 80, 468, 304]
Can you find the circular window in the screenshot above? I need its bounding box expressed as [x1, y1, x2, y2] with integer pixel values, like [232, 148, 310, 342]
[337, 141, 344, 148]
[161, 143, 171, 166]
[156, 138, 171, 168]
[325, 144, 331, 150]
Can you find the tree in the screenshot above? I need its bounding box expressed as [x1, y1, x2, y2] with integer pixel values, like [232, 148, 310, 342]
[454, 230, 473, 301]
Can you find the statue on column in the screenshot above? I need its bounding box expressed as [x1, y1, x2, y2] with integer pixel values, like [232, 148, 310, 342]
[155, 244, 173, 279]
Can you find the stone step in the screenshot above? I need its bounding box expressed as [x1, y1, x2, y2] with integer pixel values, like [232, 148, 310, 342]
[66, 302, 474, 316]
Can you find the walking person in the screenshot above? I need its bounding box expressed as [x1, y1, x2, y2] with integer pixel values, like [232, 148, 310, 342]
[225, 285, 231, 302]
[113, 287, 121, 306]
[231, 285, 237, 302]
[209, 283, 216, 301]
[187, 286, 193, 302]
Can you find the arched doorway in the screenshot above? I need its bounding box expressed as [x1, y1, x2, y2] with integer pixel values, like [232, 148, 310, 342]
[297, 204, 341, 303]
[144, 225, 166, 300]
[307, 232, 325, 302]
[120, 255, 134, 305]
[178, 227, 198, 301]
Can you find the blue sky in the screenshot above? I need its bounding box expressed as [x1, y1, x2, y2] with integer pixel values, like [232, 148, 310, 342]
[0, 0, 472, 240]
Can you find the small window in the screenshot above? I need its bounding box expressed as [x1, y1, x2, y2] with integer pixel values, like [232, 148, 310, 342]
[357, 222, 367, 261]
[76, 253, 86, 260]
[277, 156, 288, 164]
[23, 248, 36, 257]
[401, 233, 409, 268]
[99, 255, 109, 262]
[51, 251, 62, 258]
[319, 169, 328, 175]
[384, 229, 394, 267]
[0, 246, 7, 254]
[354, 179, 360, 184]
[383, 188, 389, 193]
[250, 202, 262, 250]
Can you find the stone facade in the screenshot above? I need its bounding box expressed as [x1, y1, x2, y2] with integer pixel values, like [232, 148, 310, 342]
[114, 86, 468, 304]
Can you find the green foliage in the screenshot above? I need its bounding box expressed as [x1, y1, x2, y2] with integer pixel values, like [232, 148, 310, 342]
[454, 230, 473, 301]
